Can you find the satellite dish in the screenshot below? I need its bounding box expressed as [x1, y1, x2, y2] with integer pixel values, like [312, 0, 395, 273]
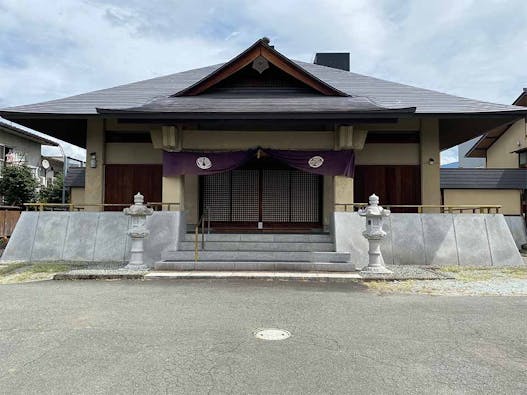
[41, 159, 50, 169]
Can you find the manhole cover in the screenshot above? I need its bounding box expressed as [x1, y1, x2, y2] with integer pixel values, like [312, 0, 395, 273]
[254, 328, 291, 341]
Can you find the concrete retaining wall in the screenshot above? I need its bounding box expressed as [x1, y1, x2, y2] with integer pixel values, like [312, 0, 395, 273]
[1, 211, 185, 267]
[4, 211, 523, 268]
[503, 215, 527, 249]
[333, 212, 523, 268]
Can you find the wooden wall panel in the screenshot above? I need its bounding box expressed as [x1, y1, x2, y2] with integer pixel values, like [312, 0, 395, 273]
[104, 165, 162, 210]
[354, 165, 421, 212]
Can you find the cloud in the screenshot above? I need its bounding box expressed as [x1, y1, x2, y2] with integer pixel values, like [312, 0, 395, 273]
[0, 0, 525, 118]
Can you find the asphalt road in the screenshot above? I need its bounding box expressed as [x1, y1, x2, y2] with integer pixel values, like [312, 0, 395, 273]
[0, 280, 526, 394]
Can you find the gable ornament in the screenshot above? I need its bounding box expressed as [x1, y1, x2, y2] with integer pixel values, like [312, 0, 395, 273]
[252, 55, 269, 74]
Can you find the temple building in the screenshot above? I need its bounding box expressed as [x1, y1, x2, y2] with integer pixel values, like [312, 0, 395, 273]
[2, 38, 526, 234]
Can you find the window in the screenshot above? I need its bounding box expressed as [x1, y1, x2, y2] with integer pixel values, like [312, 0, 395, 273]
[519, 151, 527, 168]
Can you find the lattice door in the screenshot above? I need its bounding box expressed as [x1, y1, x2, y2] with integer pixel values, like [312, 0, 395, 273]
[231, 170, 259, 222]
[262, 170, 290, 222]
[202, 172, 231, 221]
[290, 172, 320, 222]
[202, 168, 321, 226]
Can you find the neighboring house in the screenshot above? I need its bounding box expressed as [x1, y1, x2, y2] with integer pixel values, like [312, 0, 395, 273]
[0, 117, 60, 194]
[64, 167, 85, 204]
[458, 137, 486, 168]
[442, 89, 527, 217]
[0, 117, 86, 200]
[0, 117, 58, 173]
[1, 38, 526, 231]
[40, 145, 85, 189]
[440, 137, 486, 169]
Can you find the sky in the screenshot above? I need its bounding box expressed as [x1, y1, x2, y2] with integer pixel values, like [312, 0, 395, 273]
[1, 0, 526, 163]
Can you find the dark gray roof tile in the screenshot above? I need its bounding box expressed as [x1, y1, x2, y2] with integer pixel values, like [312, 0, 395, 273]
[441, 168, 527, 189]
[2, 61, 525, 116]
[64, 167, 85, 188]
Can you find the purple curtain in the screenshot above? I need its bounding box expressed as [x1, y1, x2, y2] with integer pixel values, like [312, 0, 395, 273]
[264, 149, 355, 177]
[163, 149, 355, 177]
[163, 150, 256, 176]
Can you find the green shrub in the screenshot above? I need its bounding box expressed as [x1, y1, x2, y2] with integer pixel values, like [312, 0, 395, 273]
[39, 173, 68, 203]
[0, 165, 38, 206]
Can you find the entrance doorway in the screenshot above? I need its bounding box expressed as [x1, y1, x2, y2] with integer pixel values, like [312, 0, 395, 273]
[200, 158, 323, 231]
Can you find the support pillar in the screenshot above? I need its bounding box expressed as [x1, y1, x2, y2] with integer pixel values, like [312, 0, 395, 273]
[84, 118, 105, 211]
[420, 119, 441, 212]
[162, 175, 184, 211]
[334, 176, 354, 212]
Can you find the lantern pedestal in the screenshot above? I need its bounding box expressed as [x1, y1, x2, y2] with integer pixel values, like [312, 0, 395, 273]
[361, 234, 392, 274]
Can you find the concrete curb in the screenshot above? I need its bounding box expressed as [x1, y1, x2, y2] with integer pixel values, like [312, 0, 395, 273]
[53, 271, 146, 280]
[145, 271, 362, 282]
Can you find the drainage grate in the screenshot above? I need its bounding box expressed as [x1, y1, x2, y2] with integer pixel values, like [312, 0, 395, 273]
[254, 328, 291, 341]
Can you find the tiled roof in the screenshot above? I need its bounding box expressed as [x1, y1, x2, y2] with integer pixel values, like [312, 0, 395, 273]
[441, 168, 527, 189]
[2, 61, 525, 116]
[64, 167, 85, 188]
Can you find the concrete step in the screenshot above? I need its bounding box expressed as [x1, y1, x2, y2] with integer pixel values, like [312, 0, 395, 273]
[177, 241, 335, 252]
[183, 233, 332, 243]
[161, 250, 350, 263]
[154, 261, 354, 272]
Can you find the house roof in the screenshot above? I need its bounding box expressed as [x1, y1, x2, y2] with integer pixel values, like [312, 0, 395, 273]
[466, 88, 527, 158]
[1, 40, 525, 117]
[0, 117, 58, 146]
[64, 167, 85, 188]
[440, 168, 527, 189]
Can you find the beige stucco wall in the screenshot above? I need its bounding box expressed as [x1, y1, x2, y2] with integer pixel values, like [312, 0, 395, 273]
[443, 189, 521, 215]
[355, 144, 419, 165]
[182, 130, 335, 150]
[105, 143, 162, 164]
[487, 119, 526, 168]
[162, 176, 184, 210]
[84, 119, 104, 209]
[70, 187, 85, 205]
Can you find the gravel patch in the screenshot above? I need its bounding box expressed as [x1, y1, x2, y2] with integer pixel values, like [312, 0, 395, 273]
[406, 278, 527, 296]
[367, 266, 527, 296]
[360, 265, 451, 280]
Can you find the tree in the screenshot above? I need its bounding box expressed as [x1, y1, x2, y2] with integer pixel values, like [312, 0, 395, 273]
[0, 165, 38, 206]
[39, 173, 68, 203]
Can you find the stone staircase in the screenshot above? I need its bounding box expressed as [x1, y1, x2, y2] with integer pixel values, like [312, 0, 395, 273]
[155, 233, 354, 272]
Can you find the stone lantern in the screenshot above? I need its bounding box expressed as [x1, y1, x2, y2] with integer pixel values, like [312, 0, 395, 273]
[123, 192, 153, 270]
[358, 194, 392, 274]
